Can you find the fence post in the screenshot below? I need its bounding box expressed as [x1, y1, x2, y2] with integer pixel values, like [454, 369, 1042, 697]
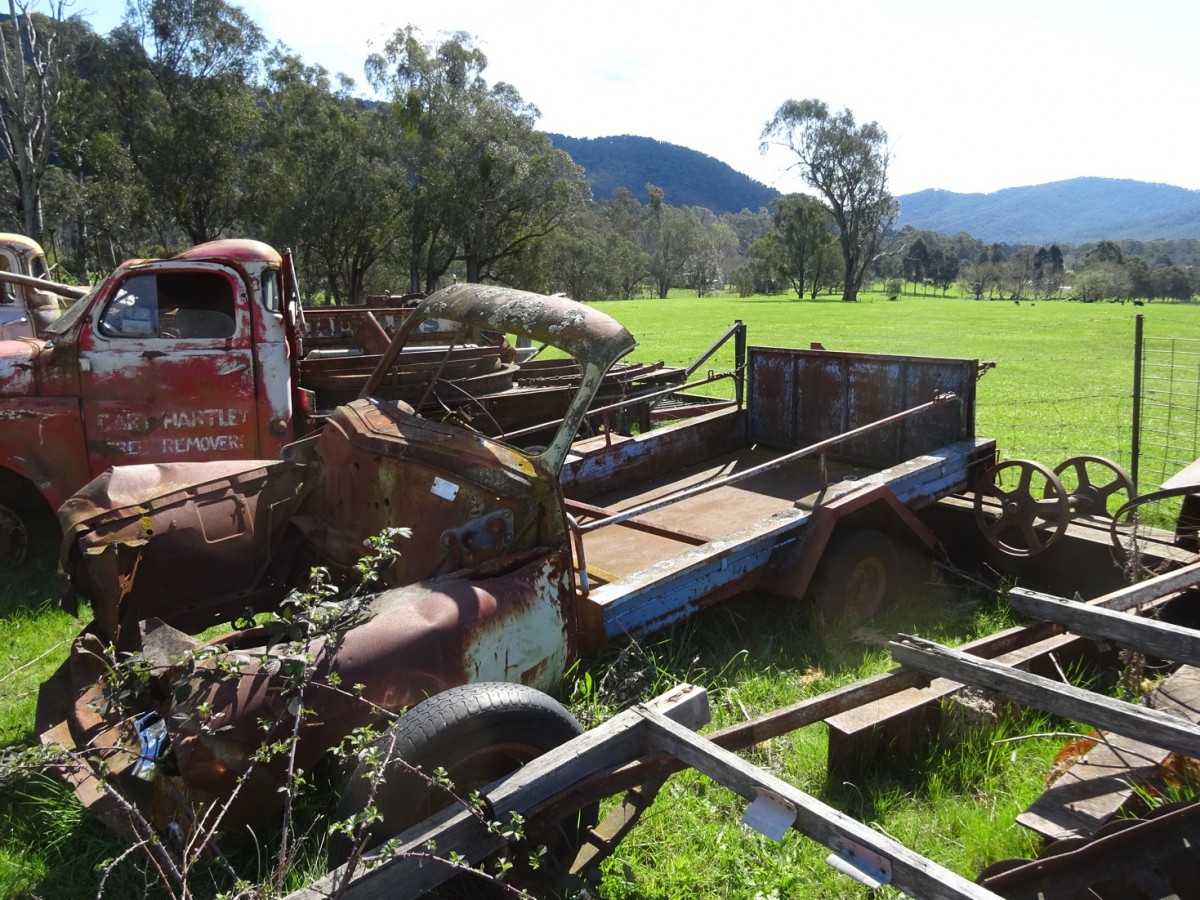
[1131, 313, 1144, 492]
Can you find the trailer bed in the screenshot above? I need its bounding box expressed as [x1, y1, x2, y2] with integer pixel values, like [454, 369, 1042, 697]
[578, 448, 867, 580]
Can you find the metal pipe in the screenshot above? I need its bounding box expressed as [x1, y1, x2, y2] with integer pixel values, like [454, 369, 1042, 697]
[577, 392, 961, 534]
[502, 369, 740, 443]
[1132, 313, 1144, 491]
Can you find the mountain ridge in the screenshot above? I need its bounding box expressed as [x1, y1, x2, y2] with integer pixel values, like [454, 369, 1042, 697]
[548, 134, 1200, 243]
[548, 134, 777, 214]
[895, 177, 1200, 243]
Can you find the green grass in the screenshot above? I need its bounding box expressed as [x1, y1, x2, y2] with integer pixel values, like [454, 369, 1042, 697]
[3, 286, 1198, 897]
[598, 286, 1200, 478]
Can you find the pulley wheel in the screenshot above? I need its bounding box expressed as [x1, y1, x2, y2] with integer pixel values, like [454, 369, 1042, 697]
[973, 459, 1069, 557]
[1049, 455, 1136, 520]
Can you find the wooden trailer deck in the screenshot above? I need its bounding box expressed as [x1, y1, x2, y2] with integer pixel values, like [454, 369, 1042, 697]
[575, 448, 870, 582]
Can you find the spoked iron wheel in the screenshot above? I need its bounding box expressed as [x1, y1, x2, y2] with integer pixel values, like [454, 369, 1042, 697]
[974, 459, 1069, 557]
[1049, 455, 1136, 521]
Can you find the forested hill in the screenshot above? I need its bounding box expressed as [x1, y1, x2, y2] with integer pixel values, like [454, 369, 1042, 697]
[896, 178, 1200, 243]
[550, 133, 1200, 243]
[548, 134, 777, 214]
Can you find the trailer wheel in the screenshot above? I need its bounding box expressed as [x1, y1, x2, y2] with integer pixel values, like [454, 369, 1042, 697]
[810, 527, 901, 623]
[331, 682, 593, 891]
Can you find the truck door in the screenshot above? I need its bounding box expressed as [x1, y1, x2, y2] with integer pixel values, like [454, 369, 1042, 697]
[77, 264, 261, 473]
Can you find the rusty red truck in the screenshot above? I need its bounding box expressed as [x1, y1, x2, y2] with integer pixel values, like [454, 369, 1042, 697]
[0, 240, 684, 565]
[0, 240, 312, 564]
[35, 276, 997, 875]
[0, 232, 79, 342]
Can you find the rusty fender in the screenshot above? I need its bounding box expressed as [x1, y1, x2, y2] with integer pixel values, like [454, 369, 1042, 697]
[144, 548, 575, 828]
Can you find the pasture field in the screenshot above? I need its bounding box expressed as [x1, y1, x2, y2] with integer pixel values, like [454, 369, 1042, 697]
[2, 287, 1197, 898]
[597, 287, 1200, 480]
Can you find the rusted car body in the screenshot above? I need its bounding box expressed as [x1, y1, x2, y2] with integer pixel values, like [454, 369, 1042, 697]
[38, 283, 996, 842]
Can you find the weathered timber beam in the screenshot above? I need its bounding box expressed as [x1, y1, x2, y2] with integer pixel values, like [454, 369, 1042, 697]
[1088, 560, 1200, 612]
[287, 684, 709, 900]
[889, 635, 1200, 759]
[1010, 587, 1200, 666]
[639, 707, 1003, 900]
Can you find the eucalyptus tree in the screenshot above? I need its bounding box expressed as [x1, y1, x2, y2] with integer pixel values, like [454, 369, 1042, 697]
[0, 1, 70, 245]
[761, 99, 897, 301]
[768, 192, 837, 299]
[588, 189, 650, 298]
[366, 26, 588, 292]
[448, 82, 589, 285]
[254, 55, 407, 302]
[105, 0, 266, 247]
[643, 185, 706, 298]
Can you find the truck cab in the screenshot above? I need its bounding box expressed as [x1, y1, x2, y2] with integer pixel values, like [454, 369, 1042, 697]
[0, 233, 66, 341]
[0, 239, 301, 565]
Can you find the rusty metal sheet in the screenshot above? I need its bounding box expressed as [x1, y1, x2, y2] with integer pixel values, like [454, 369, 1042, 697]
[747, 347, 977, 467]
[362, 285, 637, 474]
[0, 337, 43, 393]
[0, 398, 91, 511]
[560, 406, 747, 502]
[296, 397, 563, 583]
[58, 459, 307, 645]
[978, 800, 1200, 899]
[47, 548, 574, 832]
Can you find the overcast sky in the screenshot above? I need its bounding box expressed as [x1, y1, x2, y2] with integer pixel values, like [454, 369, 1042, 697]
[81, 0, 1200, 198]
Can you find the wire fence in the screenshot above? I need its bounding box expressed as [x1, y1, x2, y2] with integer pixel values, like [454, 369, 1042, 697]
[1135, 317, 1200, 491]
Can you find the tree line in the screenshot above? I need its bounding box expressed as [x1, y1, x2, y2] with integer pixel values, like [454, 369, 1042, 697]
[0, 1, 1193, 305]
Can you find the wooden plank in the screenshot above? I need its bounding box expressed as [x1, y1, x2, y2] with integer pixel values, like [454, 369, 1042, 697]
[827, 631, 1079, 756]
[889, 636, 1200, 759]
[1009, 587, 1200, 666]
[638, 707, 1003, 900]
[1018, 665, 1200, 840]
[825, 569, 1192, 751]
[1089, 560, 1200, 612]
[287, 684, 709, 900]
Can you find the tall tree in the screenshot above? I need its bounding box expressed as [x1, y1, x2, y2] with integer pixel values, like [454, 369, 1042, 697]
[367, 26, 485, 292]
[107, 0, 265, 246]
[767, 193, 836, 299]
[644, 185, 702, 299]
[761, 99, 897, 301]
[450, 85, 588, 284]
[0, 1, 67, 244]
[255, 55, 406, 302]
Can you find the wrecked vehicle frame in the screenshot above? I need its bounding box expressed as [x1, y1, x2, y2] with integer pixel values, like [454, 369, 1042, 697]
[37, 281, 995, 862]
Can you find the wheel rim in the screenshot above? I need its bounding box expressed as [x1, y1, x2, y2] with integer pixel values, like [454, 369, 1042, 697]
[973, 459, 1069, 557]
[843, 556, 888, 617]
[0, 505, 28, 567]
[405, 739, 543, 823]
[1050, 455, 1135, 520]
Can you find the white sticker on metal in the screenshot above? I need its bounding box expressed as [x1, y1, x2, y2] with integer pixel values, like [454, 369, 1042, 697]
[431, 476, 460, 502]
[741, 787, 796, 841]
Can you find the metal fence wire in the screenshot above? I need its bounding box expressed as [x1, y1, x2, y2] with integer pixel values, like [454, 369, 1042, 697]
[1133, 315, 1200, 491]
